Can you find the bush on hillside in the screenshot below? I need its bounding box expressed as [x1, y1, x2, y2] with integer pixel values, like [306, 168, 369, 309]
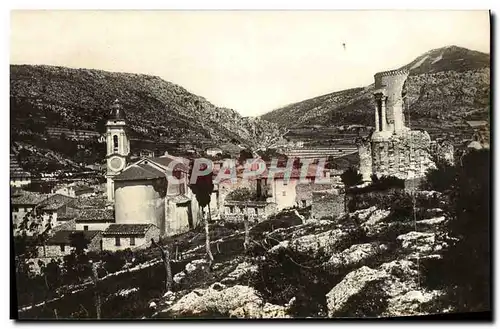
[250, 248, 335, 317]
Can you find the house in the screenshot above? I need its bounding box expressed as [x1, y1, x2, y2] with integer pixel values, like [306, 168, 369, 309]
[465, 120, 489, 130]
[259, 165, 331, 211]
[52, 183, 95, 198]
[11, 191, 47, 234]
[36, 194, 76, 226]
[222, 200, 277, 222]
[295, 182, 334, 208]
[10, 154, 31, 187]
[75, 208, 115, 231]
[102, 223, 160, 252]
[139, 149, 155, 158]
[311, 189, 346, 221]
[37, 230, 102, 259]
[206, 147, 223, 157]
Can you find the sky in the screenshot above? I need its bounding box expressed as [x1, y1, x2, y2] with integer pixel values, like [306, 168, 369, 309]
[10, 10, 490, 117]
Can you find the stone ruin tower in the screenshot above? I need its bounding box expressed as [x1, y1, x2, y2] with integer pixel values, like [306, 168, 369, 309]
[358, 68, 437, 182]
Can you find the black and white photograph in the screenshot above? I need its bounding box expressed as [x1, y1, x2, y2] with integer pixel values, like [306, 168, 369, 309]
[9, 9, 491, 320]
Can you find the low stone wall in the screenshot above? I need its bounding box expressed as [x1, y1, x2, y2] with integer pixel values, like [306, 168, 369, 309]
[311, 189, 345, 220]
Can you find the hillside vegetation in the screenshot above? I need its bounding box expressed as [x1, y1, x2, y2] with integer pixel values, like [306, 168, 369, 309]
[261, 46, 490, 129]
[10, 65, 285, 171]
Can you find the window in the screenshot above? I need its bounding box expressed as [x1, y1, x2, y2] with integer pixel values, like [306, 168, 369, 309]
[113, 135, 119, 152]
[282, 191, 286, 196]
[255, 208, 259, 215]
[115, 237, 121, 246]
[83, 225, 89, 231]
[130, 237, 136, 246]
[60, 244, 65, 252]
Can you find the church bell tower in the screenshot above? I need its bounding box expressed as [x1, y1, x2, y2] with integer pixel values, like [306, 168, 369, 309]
[106, 99, 130, 202]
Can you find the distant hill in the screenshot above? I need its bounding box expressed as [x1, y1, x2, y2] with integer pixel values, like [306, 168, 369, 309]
[10, 65, 285, 173]
[261, 46, 490, 130]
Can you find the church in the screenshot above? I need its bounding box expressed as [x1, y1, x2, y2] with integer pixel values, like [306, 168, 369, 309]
[105, 100, 201, 237]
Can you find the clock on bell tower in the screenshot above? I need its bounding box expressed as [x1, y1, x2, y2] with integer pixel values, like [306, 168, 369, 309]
[106, 99, 130, 202]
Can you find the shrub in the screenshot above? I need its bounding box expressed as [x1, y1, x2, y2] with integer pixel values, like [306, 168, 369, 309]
[101, 251, 128, 274]
[341, 167, 362, 187]
[250, 248, 336, 317]
[420, 149, 490, 312]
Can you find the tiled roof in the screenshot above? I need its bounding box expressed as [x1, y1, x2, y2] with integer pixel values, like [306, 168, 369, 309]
[38, 194, 75, 211]
[73, 185, 94, 193]
[224, 200, 269, 207]
[46, 230, 101, 245]
[71, 196, 108, 209]
[75, 208, 114, 222]
[149, 156, 189, 172]
[466, 121, 488, 128]
[113, 163, 166, 181]
[58, 206, 80, 220]
[259, 165, 329, 180]
[103, 223, 156, 236]
[11, 191, 49, 206]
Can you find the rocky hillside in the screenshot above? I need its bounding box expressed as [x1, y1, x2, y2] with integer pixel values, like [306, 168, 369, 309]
[261, 46, 490, 129]
[10, 65, 285, 156]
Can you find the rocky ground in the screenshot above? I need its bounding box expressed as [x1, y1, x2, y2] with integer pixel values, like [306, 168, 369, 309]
[147, 197, 451, 319]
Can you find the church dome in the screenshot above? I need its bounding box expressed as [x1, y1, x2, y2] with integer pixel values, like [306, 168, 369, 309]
[109, 99, 126, 120]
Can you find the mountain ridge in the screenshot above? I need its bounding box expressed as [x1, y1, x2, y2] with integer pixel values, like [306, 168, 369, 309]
[10, 64, 286, 173]
[261, 46, 490, 129]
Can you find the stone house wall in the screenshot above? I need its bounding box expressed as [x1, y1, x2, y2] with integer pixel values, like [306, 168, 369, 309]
[311, 189, 346, 220]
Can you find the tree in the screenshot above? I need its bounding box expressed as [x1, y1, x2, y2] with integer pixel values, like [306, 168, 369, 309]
[325, 155, 336, 169]
[189, 161, 215, 268]
[422, 149, 490, 312]
[341, 167, 362, 188]
[62, 232, 91, 284]
[257, 149, 287, 163]
[90, 261, 102, 319]
[238, 149, 253, 165]
[151, 238, 173, 293]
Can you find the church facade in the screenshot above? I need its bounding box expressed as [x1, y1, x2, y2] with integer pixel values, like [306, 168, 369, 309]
[105, 101, 201, 237]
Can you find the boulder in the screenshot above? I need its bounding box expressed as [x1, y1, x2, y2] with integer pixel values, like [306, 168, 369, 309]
[221, 262, 258, 284]
[385, 290, 443, 316]
[229, 302, 289, 319]
[351, 206, 377, 223]
[361, 209, 390, 231]
[379, 260, 419, 281]
[167, 284, 289, 318]
[289, 228, 351, 255]
[396, 231, 444, 257]
[185, 259, 209, 274]
[326, 243, 388, 269]
[326, 266, 390, 317]
[416, 216, 446, 226]
[173, 271, 186, 284]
